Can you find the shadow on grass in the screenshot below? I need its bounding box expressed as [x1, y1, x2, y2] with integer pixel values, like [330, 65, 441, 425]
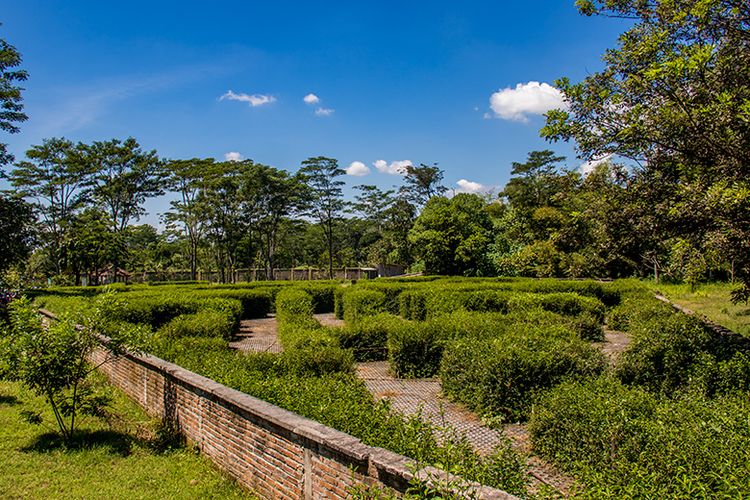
[21, 430, 134, 456]
[0, 394, 20, 405]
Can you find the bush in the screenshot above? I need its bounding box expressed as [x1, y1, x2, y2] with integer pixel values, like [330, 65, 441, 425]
[333, 287, 346, 319]
[508, 292, 606, 323]
[342, 289, 387, 325]
[193, 288, 272, 319]
[399, 290, 427, 320]
[387, 320, 447, 378]
[616, 313, 750, 396]
[529, 376, 750, 498]
[275, 288, 314, 325]
[298, 284, 336, 313]
[158, 309, 236, 340]
[337, 313, 404, 361]
[280, 340, 354, 376]
[441, 326, 607, 421]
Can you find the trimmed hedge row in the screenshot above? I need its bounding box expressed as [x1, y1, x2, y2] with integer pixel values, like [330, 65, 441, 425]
[441, 326, 607, 421]
[529, 376, 750, 498]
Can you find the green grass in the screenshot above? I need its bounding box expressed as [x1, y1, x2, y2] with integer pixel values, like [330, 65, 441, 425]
[0, 377, 254, 499]
[652, 282, 750, 337]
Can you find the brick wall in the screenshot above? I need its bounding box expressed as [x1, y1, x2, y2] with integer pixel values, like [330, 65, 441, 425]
[86, 346, 515, 499]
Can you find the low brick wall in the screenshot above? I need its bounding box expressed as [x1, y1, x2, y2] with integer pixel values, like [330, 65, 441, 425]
[33, 310, 514, 499]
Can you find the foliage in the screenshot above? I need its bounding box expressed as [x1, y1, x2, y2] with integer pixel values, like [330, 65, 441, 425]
[0, 29, 28, 168]
[342, 289, 387, 325]
[409, 194, 494, 276]
[441, 325, 607, 421]
[543, 0, 750, 294]
[529, 376, 750, 498]
[299, 156, 346, 279]
[0, 294, 148, 441]
[0, 194, 36, 272]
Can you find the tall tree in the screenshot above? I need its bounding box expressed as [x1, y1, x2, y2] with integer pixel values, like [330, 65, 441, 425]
[542, 0, 750, 295]
[86, 138, 164, 277]
[399, 163, 447, 208]
[242, 164, 305, 280]
[0, 195, 35, 272]
[197, 160, 247, 282]
[0, 30, 28, 171]
[164, 158, 214, 280]
[299, 157, 345, 279]
[409, 193, 494, 276]
[10, 138, 89, 275]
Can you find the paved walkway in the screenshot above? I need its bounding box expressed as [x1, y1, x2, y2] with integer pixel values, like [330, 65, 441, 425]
[228, 313, 644, 495]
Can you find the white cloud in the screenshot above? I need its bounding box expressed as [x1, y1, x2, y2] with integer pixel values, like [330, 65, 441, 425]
[456, 179, 489, 194]
[346, 161, 370, 176]
[224, 151, 243, 162]
[579, 154, 612, 176]
[315, 107, 335, 116]
[373, 159, 411, 175]
[220, 90, 276, 107]
[303, 93, 320, 104]
[489, 81, 567, 122]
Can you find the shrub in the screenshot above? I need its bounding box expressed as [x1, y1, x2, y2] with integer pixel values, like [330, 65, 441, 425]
[280, 340, 354, 376]
[298, 284, 336, 313]
[387, 320, 447, 378]
[399, 290, 427, 320]
[529, 376, 750, 498]
[275, 288, 314, 325]
[158, 309, 235, 340]
[508, 292, 606, 323]
[607, 294, 674, 331]
[337, 313, 404, 361]
[441, 326, 607, 421]
[343, 289, 387, 325]
[616, 313, 750, 396]
[193, 288, 272, 318]
[333, 287, 346, 319]
[462, 290, 512, 313]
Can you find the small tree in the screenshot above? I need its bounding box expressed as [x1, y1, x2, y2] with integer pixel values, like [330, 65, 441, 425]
[0, 293, 147, 442]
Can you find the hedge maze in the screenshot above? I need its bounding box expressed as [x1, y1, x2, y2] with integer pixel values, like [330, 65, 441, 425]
[33, 277, 750, 497]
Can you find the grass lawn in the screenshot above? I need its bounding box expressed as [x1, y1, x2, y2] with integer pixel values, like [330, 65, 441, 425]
[652, 282, 750, 337]
[0, 377, 255, 499]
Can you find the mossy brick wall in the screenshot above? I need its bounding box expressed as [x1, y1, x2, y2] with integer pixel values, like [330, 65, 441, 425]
[88, 347, 516, 499]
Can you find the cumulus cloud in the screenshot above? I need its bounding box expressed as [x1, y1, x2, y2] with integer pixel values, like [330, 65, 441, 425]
[315, 107, 335, 116]
[224, 151, 243, 162]
[489, 81, 567, 122]
[346, 161, 370, 177]
[579, 154, 613, 176]
[303, 93, 320, 104]
[455, 179, 487, 194]
[373, 159, 411, 175]
[220, 90, 276, 107]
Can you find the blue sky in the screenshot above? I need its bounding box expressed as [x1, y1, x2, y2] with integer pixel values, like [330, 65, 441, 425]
[2, 1, 630, 226]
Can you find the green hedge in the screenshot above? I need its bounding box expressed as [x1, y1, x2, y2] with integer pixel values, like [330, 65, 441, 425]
[158, 309, 236, 340]
[337, 313, 403, 361]
[616, 313, 750, 396]
[387, 319, 447, 378]
[441, 326, 607, 421]
[342, 289, 386, 325]
[529, 376, 750, 497]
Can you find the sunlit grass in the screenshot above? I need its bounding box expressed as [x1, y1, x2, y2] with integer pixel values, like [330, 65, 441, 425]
[651, 282, 750, 337]
[0, 377, 255, 499]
